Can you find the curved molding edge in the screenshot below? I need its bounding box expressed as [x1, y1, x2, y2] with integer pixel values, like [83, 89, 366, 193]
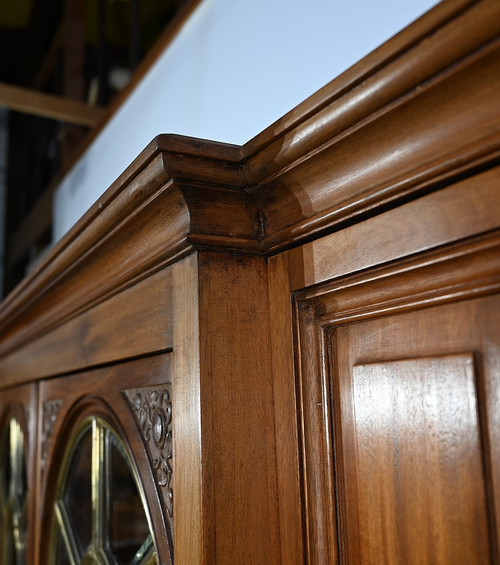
[0, 0, 499, 371]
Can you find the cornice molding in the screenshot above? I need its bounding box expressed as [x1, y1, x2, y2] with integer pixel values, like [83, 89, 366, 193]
[0, 0, 499, 360]
[0, 141, 251, 357]
[245, 0, 500, 249]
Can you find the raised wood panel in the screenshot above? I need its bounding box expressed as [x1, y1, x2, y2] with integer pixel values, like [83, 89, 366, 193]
[334, 295, 500, 558]
[0, 1, 498, 563]
[295, 231, 500, 563]
[345, 354, 489, 564]
[0, 267, 174, 385]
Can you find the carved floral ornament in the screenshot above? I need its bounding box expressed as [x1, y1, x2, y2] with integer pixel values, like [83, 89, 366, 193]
[41, 399, 63, 473]
[123, 386, 173, 519]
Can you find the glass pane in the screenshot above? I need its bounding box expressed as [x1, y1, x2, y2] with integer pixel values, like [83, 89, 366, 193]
[54, 526, 72, 565]
[20, 446, 27, 497]
[51, 417, 158, 564]
[0, 422, 10, 499]
[109, 436, 151, 563]
[63, 427, 92, 553]
[0, 418, 27, 565]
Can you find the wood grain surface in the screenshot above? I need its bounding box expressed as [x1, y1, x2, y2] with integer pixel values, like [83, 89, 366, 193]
[197, 251, 280, 564]
[295, 258, 500, 563]
[347, 354, 488, 564]
[0, 1, 499, 563]
[1, 0, 499, 369]
[0, 267, 174, 385]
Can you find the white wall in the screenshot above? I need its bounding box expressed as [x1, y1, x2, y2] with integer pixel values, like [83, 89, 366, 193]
[54, 0, 438, 241]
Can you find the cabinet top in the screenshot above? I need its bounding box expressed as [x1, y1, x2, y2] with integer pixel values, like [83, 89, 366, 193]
[0, 0, 499, 369]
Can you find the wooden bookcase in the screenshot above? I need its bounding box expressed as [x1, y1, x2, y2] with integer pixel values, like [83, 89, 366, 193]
[0, 0, 499, 562]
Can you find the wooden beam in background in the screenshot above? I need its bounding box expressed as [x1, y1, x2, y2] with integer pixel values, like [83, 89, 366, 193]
[0, 82, 105, 126]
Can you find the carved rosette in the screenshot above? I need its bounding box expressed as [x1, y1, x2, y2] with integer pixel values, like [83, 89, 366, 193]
[41, 399, 63, 474]
[123, 386, 173, 520]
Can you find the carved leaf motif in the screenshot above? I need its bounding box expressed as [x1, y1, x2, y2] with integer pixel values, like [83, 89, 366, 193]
[41, 399, 63, 474]
[123, 386, 173, 520]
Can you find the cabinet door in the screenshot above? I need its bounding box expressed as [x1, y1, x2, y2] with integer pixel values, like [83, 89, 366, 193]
[37, 354, 173, 565]
[0, 383, 37, 565]
[295, 238, 500, 564]
[333, 296, 497, 564]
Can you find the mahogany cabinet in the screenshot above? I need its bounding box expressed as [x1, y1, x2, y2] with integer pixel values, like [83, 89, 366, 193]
[0, 0, 499, 563]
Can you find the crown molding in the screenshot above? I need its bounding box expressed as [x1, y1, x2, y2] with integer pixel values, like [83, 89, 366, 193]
[0, 0, 499, 360]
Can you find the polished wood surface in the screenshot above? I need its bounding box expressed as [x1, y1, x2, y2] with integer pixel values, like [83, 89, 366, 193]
[171, 253, 204, 564]
[0, 0, 499, 562]
[268, 253, 304, 564]
[0, 267, 173, 384]
[288, 166, 500, 291]
[348, 354, 489, 563]
[293, 228, 500, 563]
[196, 252, 280, 563]
[247, 0, 500, 249]
[334, 306, 498, 564]
[172, 252, 281, 564]
[1, 0, 499, 379]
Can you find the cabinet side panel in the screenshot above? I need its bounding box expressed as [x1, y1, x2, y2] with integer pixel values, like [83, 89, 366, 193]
[294, 230, 500, 563]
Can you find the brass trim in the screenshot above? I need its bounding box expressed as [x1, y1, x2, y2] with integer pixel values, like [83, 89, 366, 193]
[50, 415, 157, 564]
[0, 417, 27, 564]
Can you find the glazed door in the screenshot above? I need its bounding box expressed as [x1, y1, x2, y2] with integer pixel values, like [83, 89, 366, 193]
[36, 354, 173, 565]
[0, 383, 37, 565]
[294, 235, 500, 564]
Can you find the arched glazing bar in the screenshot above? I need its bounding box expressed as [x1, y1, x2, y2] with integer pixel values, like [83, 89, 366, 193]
[51, 416, 157, 565]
